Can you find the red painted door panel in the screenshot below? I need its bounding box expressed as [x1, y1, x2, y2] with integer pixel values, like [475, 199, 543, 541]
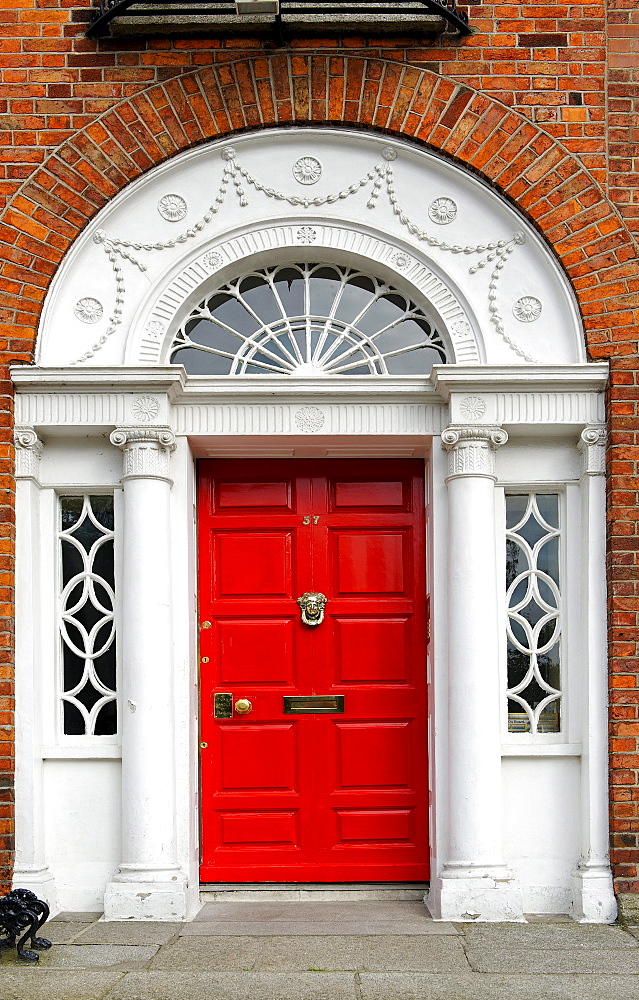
[198, 459, 428, 882]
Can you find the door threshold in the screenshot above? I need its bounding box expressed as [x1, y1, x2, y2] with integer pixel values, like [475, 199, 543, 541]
[200, 882, 429, 902]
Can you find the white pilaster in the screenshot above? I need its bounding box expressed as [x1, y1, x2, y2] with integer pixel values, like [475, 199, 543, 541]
[104, 427, 188, 920]
[12, 428, 58, 909]
[428, 425, 523, 921]
[571, 425, 616, 922]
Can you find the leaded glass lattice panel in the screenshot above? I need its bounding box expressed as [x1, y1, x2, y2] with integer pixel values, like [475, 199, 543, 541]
[506, 493, 561, 734]
[59, 495, 117, 736]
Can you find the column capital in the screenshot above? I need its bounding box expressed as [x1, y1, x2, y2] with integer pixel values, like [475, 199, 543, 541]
[14, 426, 44, 481]
[110, 426, 176, 483]
[441, 425, 508, 482]
[578, 425, 606, 477]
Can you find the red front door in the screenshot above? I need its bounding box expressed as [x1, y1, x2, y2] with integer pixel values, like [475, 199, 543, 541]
[198, 459, 429, 882]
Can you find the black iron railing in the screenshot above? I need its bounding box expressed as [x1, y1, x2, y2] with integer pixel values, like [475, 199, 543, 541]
[87, 0, 471, 39]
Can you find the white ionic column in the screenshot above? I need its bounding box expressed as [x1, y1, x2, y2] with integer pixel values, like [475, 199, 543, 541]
[104, 427, 188, 921]
[429, 425, 523, 921]
[571, 425, 616, 922]
[12, 428, 58, 909]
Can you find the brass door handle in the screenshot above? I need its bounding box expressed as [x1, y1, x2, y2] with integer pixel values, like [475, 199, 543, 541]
[234, 698, 252, 715]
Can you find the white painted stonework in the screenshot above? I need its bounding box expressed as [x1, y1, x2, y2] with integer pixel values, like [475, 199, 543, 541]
[12, 128, 615, 923]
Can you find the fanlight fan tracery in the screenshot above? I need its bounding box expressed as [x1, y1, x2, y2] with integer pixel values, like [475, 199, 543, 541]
[170, 263, 448, 376]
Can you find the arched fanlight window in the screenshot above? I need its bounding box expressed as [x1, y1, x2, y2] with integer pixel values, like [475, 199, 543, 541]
[170, 263, 448, 376]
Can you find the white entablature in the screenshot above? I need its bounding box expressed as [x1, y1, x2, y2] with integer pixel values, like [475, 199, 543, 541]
[37, 128, 584, 372]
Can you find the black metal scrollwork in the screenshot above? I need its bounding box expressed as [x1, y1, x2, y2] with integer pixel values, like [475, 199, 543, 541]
[0, 889, 52, 961]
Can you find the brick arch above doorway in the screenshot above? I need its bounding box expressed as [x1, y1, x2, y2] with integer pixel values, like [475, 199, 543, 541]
[2, 53, 638, 366]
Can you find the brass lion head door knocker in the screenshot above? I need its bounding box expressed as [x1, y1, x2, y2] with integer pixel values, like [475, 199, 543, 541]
[297, 592, 328, 627]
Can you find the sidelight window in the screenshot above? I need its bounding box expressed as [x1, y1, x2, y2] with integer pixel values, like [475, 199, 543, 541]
[170, 262, 448, 376]
[58, 495, 117, 736]
[505, 493, 562, 734]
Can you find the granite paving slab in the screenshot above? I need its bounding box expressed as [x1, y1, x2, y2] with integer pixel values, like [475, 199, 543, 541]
[0, 970, 124, 1000]
[358, 935, 471, 971]
[463, 944, 639, 974]
[37, 920, 95, 944]
[104, 970, 358, 1000]
[359, 972, 639, 1000]
[74, 920, 182, 945]
[459, 922, 637, 949]
[149, 935, 263, 970]
[150, 933, 470, 973]
[34, 944, 158, 969]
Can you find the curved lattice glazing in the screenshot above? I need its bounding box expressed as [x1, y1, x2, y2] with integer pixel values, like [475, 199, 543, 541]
[170, 263, 448, 376]
[505, 493, 561, 734]
[59, 495, 117, 736]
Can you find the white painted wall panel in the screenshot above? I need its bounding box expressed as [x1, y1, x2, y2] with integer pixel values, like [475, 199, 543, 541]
[44, 760, 121, 912]
[502, 756, 580, 913]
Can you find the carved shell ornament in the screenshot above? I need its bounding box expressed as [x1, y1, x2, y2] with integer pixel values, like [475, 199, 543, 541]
[293, 156, 322, 185]
[72, 144, 535, 364]
[297, 592, 328, 627]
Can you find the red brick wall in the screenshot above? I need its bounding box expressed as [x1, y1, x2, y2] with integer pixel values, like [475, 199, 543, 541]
[1, 4, 639, 902]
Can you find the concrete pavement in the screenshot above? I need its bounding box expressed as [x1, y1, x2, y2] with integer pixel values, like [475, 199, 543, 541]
[2, 901, 639, 999]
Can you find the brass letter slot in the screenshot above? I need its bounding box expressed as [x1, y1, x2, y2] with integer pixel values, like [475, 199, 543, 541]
[284, 695, 344, 714]
[214, 692, 233, 719]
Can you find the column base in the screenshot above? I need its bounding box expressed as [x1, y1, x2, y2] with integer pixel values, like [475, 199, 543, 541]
[12, 864, 58, 915]
[104, 868, 189, 921]
[570, 864, 617, 923]
[427, 866, 524, 922]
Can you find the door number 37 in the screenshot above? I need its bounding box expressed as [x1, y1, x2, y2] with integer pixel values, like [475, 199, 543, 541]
[303, 516, 320, 524]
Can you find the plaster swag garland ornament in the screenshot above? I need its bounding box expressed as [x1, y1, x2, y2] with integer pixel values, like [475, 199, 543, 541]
[73, 144, 535, 365]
